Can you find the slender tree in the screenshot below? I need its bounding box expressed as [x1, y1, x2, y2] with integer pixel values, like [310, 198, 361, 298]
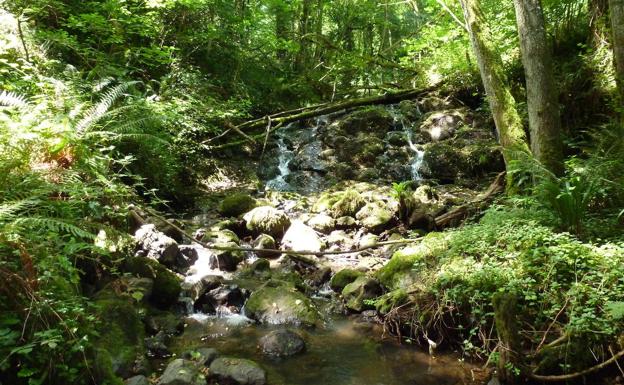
[609, 0, 624, 104]
[513, 0, 564, 175]
[459, 0, 530, 167]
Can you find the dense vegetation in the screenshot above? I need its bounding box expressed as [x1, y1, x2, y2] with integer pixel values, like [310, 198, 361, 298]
[0, 0, 623, 384]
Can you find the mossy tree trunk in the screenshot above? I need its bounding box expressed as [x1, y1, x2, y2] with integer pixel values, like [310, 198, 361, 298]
[609, 0, 624, 105]
[493, 292, 521, 384]
[513, 0, 564, 175]
[459, 0, 530, 167]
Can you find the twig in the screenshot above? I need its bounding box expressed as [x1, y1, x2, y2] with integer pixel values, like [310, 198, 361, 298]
[528, 348, 624, 382]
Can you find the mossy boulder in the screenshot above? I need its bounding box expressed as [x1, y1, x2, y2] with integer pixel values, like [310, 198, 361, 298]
[243, 206, 291, 237]
[355, 202, 395, 233]
[158, 358, 206, 385]
[330, 269, 364, 292]
[253, 234, 280, 258]
[307, 214, 336, 234]
[209, 357, 266, 385]
[219, 193, 257, 217]
[331, 190, 366, 218]
[123, 257, 181, 309]
[375, 289, 408, 315]
[342, 276, 382, 312]
[335, 107, 394, 136]
[209, 242, 244, 271]
[376, 232, 448, 290]
[93, 293, 146, 383]
[244, 285, 320, 326]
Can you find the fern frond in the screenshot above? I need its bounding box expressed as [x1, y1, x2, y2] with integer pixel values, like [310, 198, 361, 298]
[13, 217, 95, 239]
[75, 81, 140, 134]
[93, 77, 115, 93]
[0, 91, 29, 108]
[0, 199, 39, 221]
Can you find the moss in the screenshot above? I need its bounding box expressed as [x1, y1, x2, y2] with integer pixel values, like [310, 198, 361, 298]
[123, 257, 181, 309]
[330, 269, 364, 292]
[218, 193, 257, 217]
[93, 294, 145, 382]
[355, 202, 395, 233]
[341, 276, 382, 312]
[375, 289, 408, 315]
[331, 190, 366, 218]
[245, 286, 320, 326]
[376, 232, 448, 290]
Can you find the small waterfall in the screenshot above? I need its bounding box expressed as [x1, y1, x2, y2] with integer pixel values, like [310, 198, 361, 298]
[265, 124, 295, 191]
[390, 106, 425, 181]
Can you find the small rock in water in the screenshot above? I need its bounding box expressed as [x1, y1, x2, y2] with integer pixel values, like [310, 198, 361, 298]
[183, 347, 219, 366]
[209, 357, 266, 385]
[157, 358, 206, 385]
[259, 329, 306, 357]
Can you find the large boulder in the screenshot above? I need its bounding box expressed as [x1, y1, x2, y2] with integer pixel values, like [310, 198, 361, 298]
[281, 221, 323, 253]
[342, 276, 383, 312]
[243, 206, 291, 237]
[355, 202, 395, 233]
[209, 357, 266, 385]
[123, 257, 181, 309]
[158, 359, 206, 385]
[219, 193, 257, 217]
[244, 285, 320, 326]
[259, 330, 305, 357]
[134, 224, 179, 266]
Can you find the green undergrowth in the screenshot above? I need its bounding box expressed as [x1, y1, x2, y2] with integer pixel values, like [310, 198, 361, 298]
[378, 202, 624, 375]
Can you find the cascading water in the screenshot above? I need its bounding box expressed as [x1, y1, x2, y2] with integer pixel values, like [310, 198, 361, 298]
[389, 106, 425, 181]
[265, 124, 295, 191]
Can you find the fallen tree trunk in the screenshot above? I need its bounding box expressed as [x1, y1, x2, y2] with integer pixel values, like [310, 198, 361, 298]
[434, 171, 506, 228]
[208, 86, 439, 147]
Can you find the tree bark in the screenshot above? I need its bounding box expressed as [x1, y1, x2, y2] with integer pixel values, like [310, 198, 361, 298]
[609, 0, 624, 104]
[459, 0, 530, 166]
[513, 0, 564, 175]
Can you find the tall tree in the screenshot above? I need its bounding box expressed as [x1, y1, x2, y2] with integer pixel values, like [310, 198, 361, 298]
[513, 0, 564, 175]
[609, 0, 624, 104]
[459, 0, 530, 167]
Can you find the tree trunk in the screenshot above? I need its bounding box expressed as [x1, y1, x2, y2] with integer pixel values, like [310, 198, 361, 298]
[459, 0, 530, 166]
[296, 0, 312, 71]
[275, 2, 291, 62]
[609, 0, 624, 104]
[513, 0, 564, 175]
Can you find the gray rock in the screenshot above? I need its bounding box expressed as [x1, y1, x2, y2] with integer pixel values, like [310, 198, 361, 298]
[335, 216, 357, 230]
[209, 357, 266, 385]
[245, 286, 320, 326]
[208, 243, 244, 272]
[134, 224, 179, 266]
[342, 276, 383, 312]
[157, 359, 206, 385]
[306, 214, 336, 234]
[355, 202, 395, 233]
[420, 109, 466, 142]
[259, 330, 305, 357]
[281, 221, 323, 253]
[253, 234, 280, 258]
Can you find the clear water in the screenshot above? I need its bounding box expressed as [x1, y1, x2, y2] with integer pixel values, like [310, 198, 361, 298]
[171, 311, 473, 385]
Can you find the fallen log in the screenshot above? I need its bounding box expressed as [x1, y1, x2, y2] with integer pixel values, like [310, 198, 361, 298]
[434, 171, 506, 228]
[208, 85, 439, 148]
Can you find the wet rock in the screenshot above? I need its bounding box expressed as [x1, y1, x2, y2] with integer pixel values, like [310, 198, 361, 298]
[209, 243, 244, 272]
[125, 375, 149, 385]
[331, 190, 366, 218]
[245, 286, 320, 326]
[305, 266, 332, 287]
[253, 234, 280, 258]
[358, 233, 379, 248]
[306, 214, 335, 234]
[145, 313, 184, 336]
[195, 284, 248, 313]
[259, 330, 306, 357]
[123, 257, 181, 309]
[408, 209, 435, 231]
[219, 193, 257, 217]
[158, 359, 206, 385]
[145, 331, 171, 358]
[134, 224, 179, 266]
[183, 347, 219, 366]
[243, 206, 291, 237]
[335, 216, 357, 230]
[355, 202, 395, 233]
[176, 245, 199, 274]
[385, 131, 407, 146]
[209, 357, 266, 385]
[420, 109, 467, 142]
[181, 275, 223, 303]
[330, 269, 365, 292]
[250, 258, 271, 274]
[281, 221, 323, 253]
[342, 276, 383, 312]
[326, 230, 352, 249]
